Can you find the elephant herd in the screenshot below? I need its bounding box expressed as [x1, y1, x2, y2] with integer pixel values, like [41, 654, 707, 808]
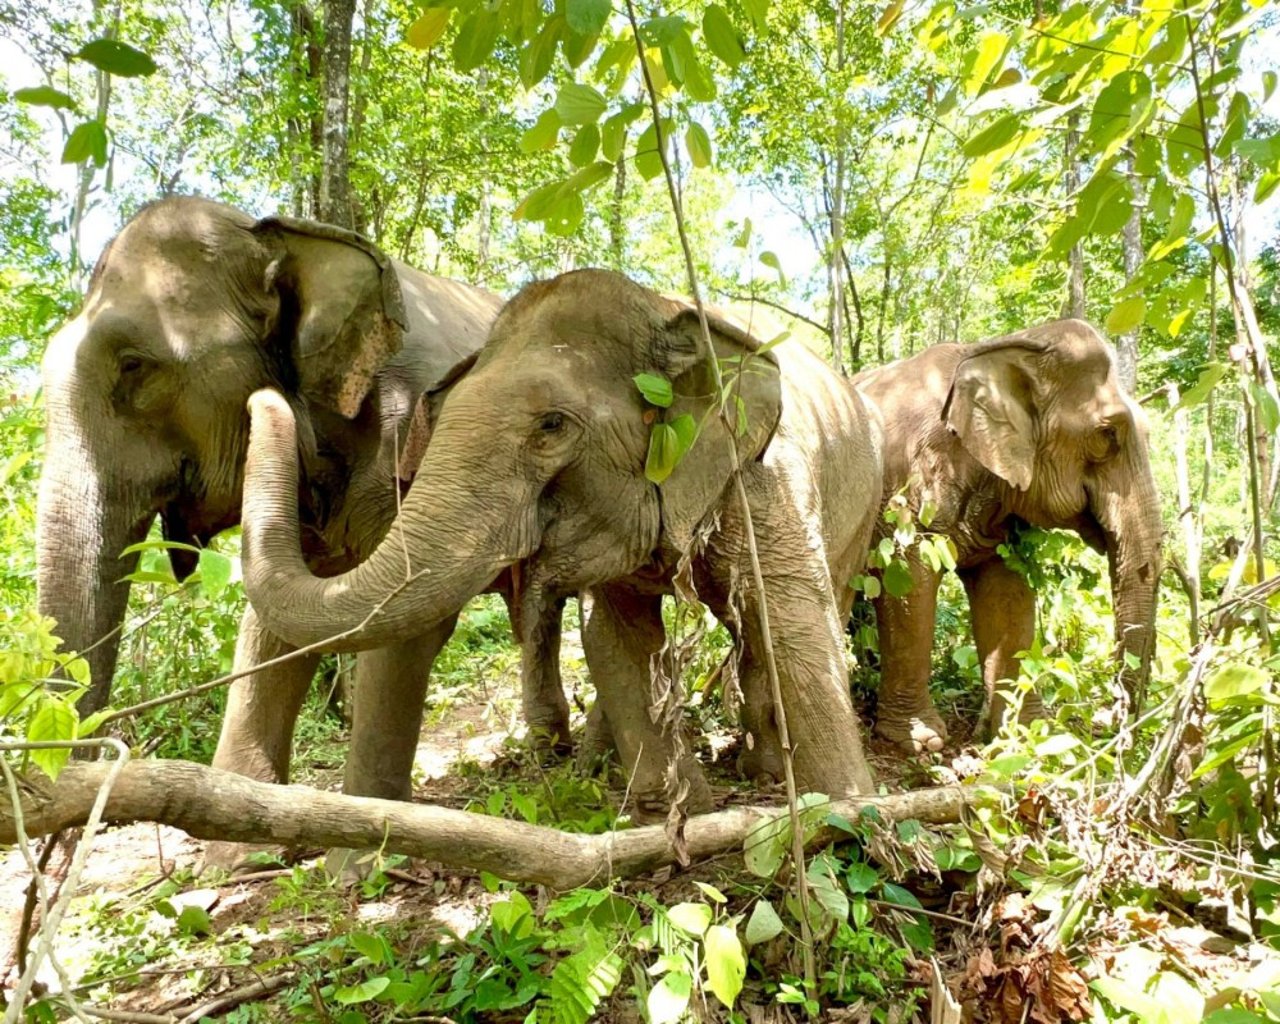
[34, 196, 1162, 860]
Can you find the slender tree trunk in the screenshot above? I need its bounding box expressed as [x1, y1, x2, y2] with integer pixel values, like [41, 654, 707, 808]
[876, 254, 891, 363]
[825, 0, 848, 376]
[841, 248, 865, 369]
[1063, 114, 1086, 319]
[1117, 152, 1142, 392]
[318, 0, 356, 229]
[348, 0, 374, 234]
[285, 2, 323, 218]
[610, 157, 627, 270]
[69, 0, 120, 291]
[476, 67, 491, 275]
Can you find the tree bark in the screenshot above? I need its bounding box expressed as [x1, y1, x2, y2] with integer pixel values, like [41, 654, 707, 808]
[1063, 115, 1086, 319]
[318, 0, 356, 228]
[1117, 151, 1142, 393]
[0, 760, 994, 889]
[286, 2, 323, 218]
[825, 0, 848, 376]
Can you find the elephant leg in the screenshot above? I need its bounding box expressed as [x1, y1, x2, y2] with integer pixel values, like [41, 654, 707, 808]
[961, 559, 1040, 737]
[204, 606, 319, 872]
[576, 699, 617, 772]
[211, 606, 319, 783]
[520, 594, 572, 756]
[582, 584, 711, 822]
[873, 554, 947, 753]
[344, 615, 458, 801]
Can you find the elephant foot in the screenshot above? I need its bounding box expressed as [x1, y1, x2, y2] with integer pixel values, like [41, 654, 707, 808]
[873, 709, 947, 755]
[197, 840, 292, 877]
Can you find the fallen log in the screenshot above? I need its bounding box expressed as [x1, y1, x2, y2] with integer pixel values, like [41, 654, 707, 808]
[1, 760, 1001, 889]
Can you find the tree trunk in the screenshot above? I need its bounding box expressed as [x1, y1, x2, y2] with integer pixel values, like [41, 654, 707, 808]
[1063, 115, 1086, 319]
[286, 2, 323, 218]
[0, 760, 992, 888]
[1117, 151, 1142, 392]
[318, 0, 356, 229]
[348, 0, 374, 234]
[610, 157, 627, 270]
[825, 0, 848, 376]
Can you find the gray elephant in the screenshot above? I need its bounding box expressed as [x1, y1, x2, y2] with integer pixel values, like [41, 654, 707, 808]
[238, 269, 883, 816]
[853, 320, 1162, 752]
[36, 195, 505, 811]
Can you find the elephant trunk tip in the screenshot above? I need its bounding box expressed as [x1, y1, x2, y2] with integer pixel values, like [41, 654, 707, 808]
[248, 387, 292, 427]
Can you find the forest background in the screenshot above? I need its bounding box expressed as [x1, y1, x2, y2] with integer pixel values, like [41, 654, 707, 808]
[1, 0, 1280, 1019]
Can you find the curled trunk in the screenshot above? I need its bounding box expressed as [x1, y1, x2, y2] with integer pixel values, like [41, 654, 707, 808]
[241, 389, 532, 650]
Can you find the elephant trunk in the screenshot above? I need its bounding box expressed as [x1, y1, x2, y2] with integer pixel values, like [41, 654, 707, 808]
[1096, 466, 1163, 706]
[242, 389, 534, 650]
[35, 443, 149, 713]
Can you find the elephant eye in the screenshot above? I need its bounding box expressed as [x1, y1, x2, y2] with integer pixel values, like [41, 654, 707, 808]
[119, 353, 146, 376]
[539, 412, 565, 433]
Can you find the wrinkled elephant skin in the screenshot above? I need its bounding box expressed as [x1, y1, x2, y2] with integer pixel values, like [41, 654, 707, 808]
[854, 320, 1162, 752]
[35, 196, 508, 828]
[239, 270, 885, 818]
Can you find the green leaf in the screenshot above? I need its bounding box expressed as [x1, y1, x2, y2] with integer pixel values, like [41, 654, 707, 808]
[759, 250, 785, 286]
[634, 372, 673, 407]
[1205, 661, 1268, 700]
[647, 970, 691, 1024]
[845, 860, 879, 894]
[406, 7, 450, 49]
[349, 932, 386, 965]
[669, 413, 698, 455]
[600, 111, 630, 161]
[1174, 363, 1229, 410]
[566, 0, 611, 36]
[742, 0, 768, 32]
[744, 900, 784, 944]
[520, 17, 563, 88]
[1086, 71, 1155, 159]
[1236, 131, 1280, 169]
[176, 905, 212, 936]
[521, 109, 561, 154]
[1202, 1010, 1265, 1024]
[569, 123, 601, 166]
[685, 121, 712, 168]
[198, 549, 232, 600]
[880, 881, 924, 911]
[491, 891, 536, 937]
[962, 30, 1007, 95]
[702, 5, 745, 68]
[1265, 70, 1278, 103]
[61, 120, 108, 168]
[14, 86, 76, 111]
[27, 698, 79, 780]
[704, 925, 745, 1008]
[882, 560, 913, 598]
[645, 423, 682, 483]
[555, 82, 607, 125]
[693, 881, 727, 904]
[76, 38, 157, 77]
[634, 120, 668, 180]
[962, 112, 1022, 158]
[1105, 297, 1145, 334]
[743, 813, 789, 876]
[1251, 380, 1280, 434]
[666, 901, 712, 936]
[334, 976, 391, 1005]
[452, 10, 500, 72]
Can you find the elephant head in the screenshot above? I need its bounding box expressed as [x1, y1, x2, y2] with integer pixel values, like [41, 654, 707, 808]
[941, 319, 1162, 699]
[239, 269, 781, 651]
[37, 195, 412, 712]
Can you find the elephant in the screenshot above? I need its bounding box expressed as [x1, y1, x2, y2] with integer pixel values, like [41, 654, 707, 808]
[852, 319, 1162, 752]
[35, 195, 509, 815]
[237, 269, 884, 817]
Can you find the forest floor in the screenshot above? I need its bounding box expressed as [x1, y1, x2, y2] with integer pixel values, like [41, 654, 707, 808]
[1, 612, 1277, 1022]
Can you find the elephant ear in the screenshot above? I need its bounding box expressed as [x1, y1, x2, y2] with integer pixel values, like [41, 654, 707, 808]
[254, 215, 407, 419]
[943, 339, 1044, 491]
[649, 306, 783, 553]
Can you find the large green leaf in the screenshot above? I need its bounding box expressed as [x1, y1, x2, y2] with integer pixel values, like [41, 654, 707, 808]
[685, 121, 712, 167]
[569, 123, 601, 166]
[962, 112, 1022, 157]
[77, 38, 156, 77]
[566, 0, 611, 36]
[520, 17, 563, 88]
[27, 698, 79, 779]
[962, 30, 1007, 95]
[14, 86, 76, 111]
[334, 976, 391, 1004]
[702, 5, 745, 68]
[1204, 661, 1268, 700]
[406, 7, 450, 49]
[647, 971, 691, 1024]
[1105, 296, 1145, 334]
[452, 9, 500, 72]
[61, 120, 108, 167]
[704, 925, 746, 1008]
[520, 108, 561, 154]
[555, 82, 607, 124]
[744, 900, 784, 944]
